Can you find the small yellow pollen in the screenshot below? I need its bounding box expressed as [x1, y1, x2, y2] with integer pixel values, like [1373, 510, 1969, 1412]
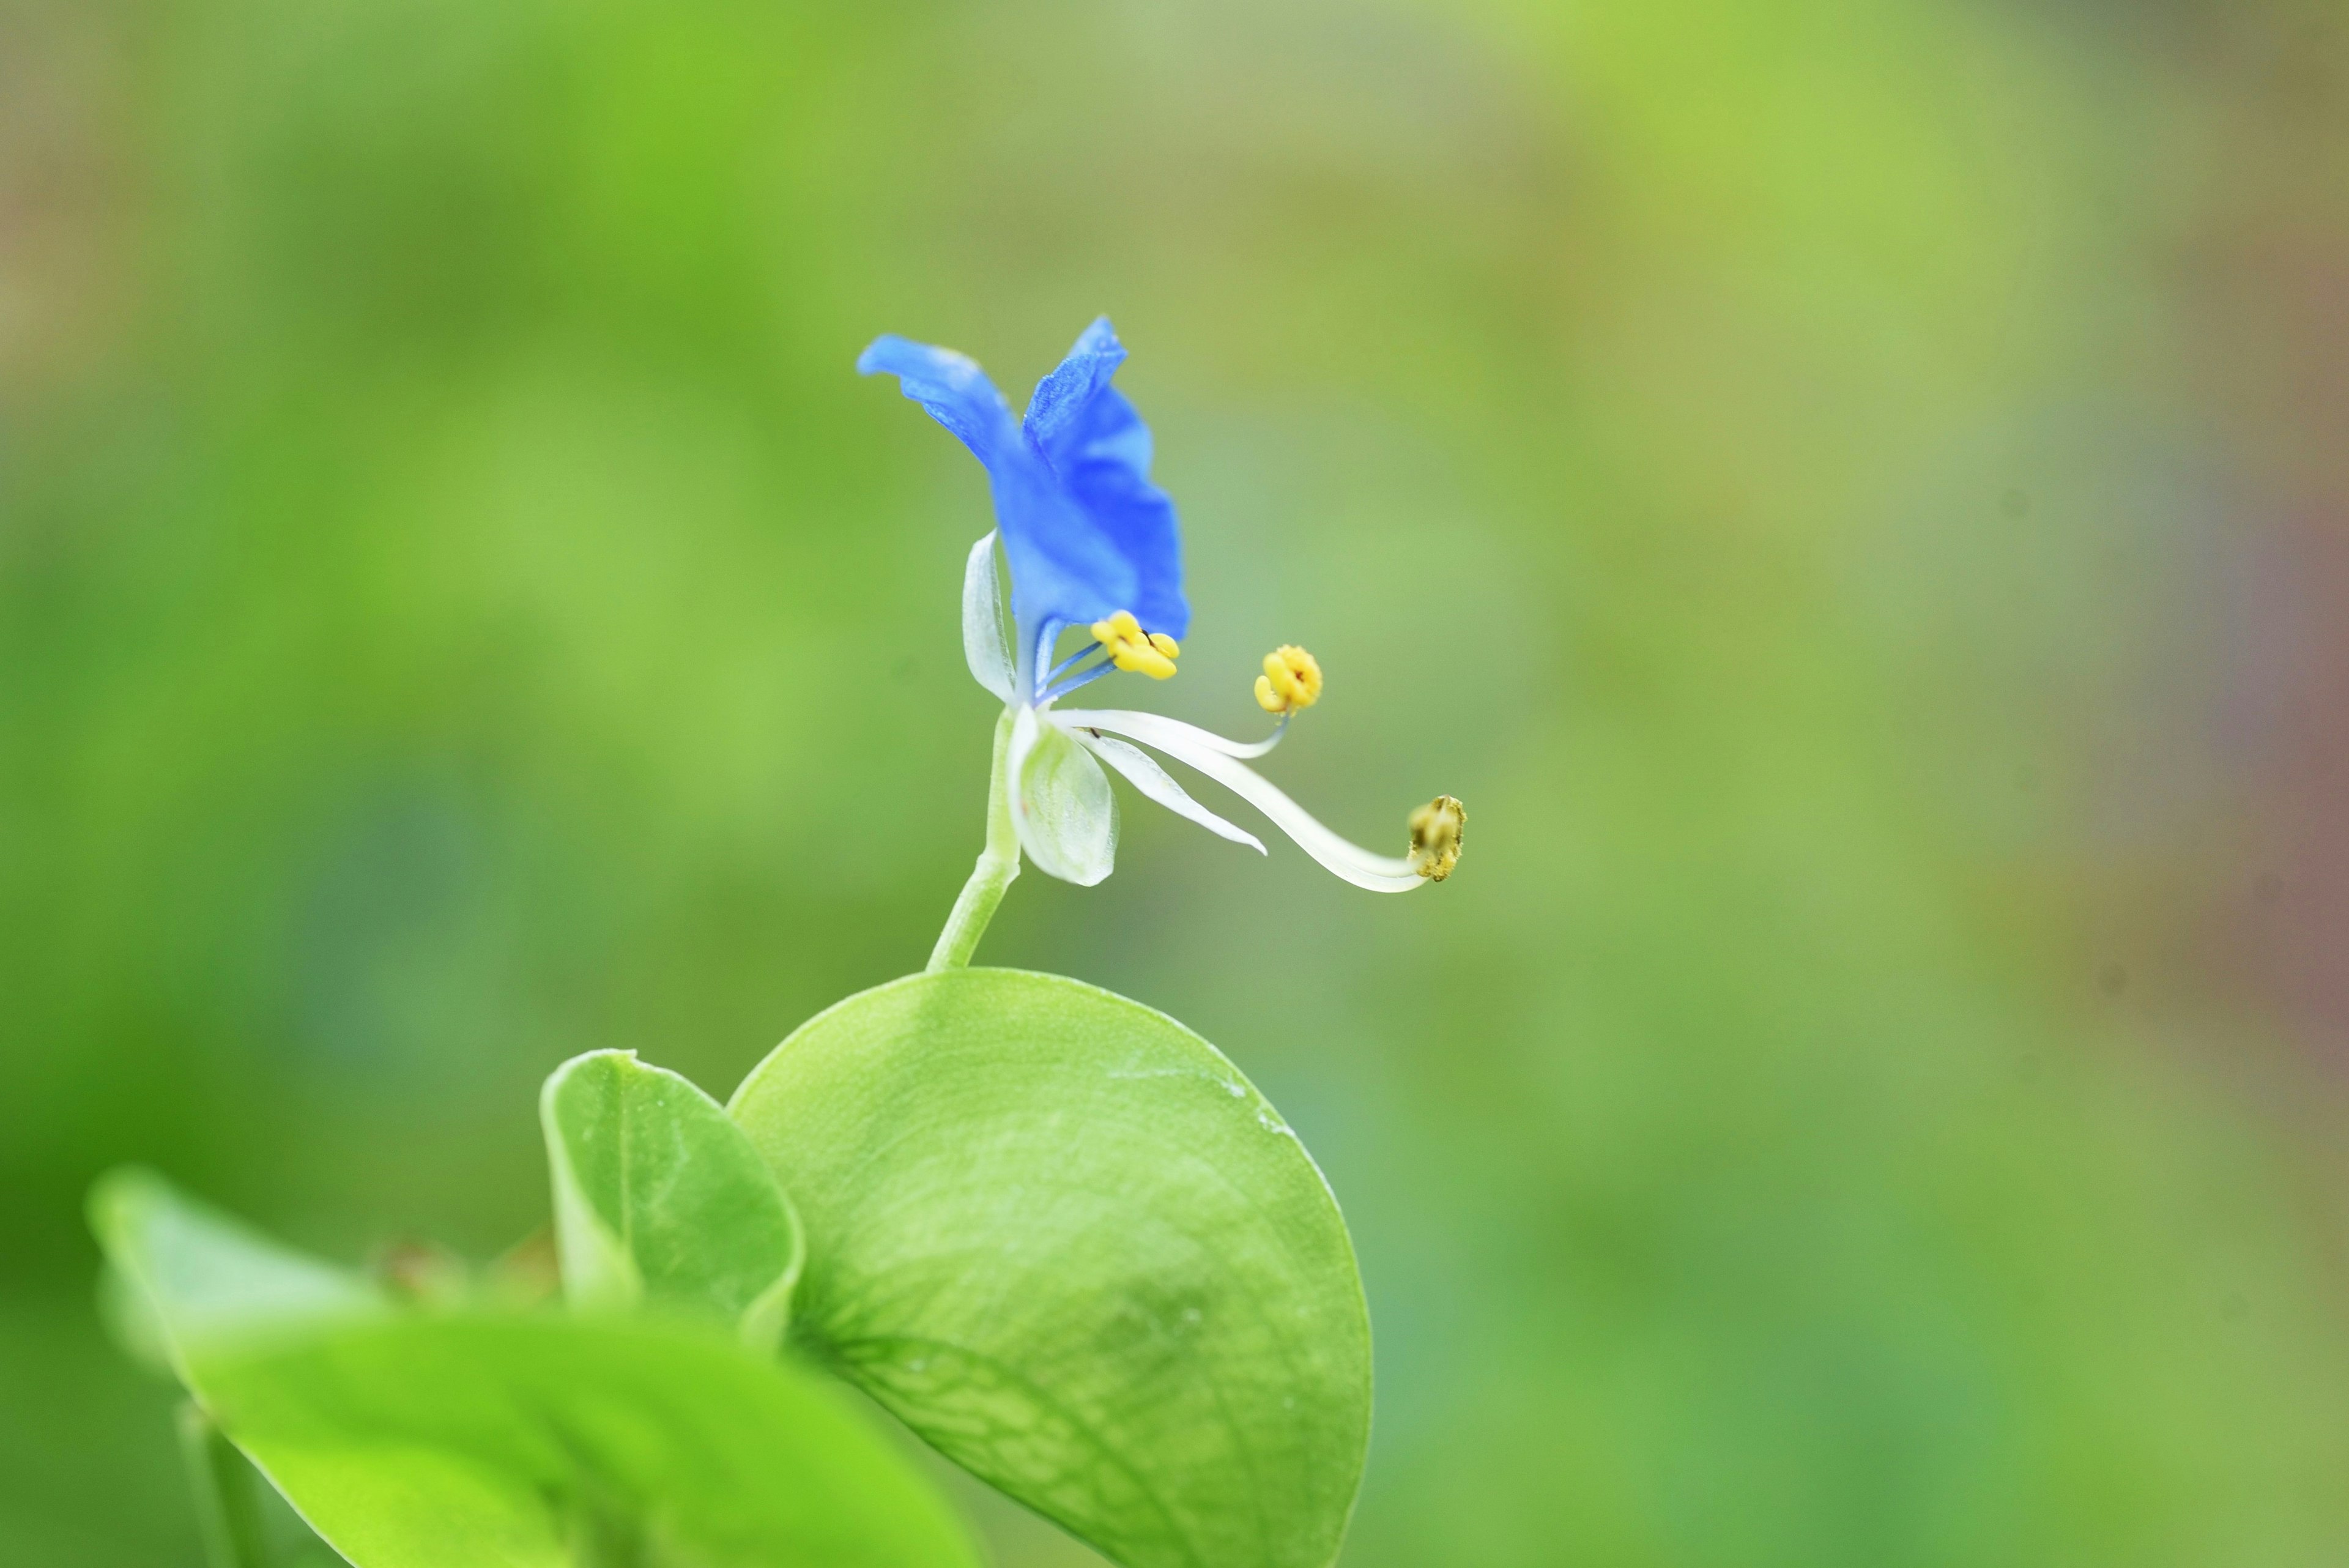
[1252, 645, 1324, 715]
[1408, 795, 1466, 882]
[1091, 610, 1181, 680]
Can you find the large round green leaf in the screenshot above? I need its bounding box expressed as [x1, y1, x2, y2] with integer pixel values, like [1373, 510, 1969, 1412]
[727, 968, 1371, 1568]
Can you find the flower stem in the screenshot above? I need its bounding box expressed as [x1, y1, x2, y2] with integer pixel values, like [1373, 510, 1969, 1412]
[178, 1402, 269, 1568]
[927, 708, 1021, 972]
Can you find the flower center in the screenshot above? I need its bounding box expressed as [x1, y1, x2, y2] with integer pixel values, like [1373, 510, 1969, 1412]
[1091, 611, 1181, 680]
[1408, 795, 1466, 882]
[1253, 645, 1324, 715]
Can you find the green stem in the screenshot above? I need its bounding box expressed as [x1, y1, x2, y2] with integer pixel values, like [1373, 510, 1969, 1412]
[178, 1402, 269, 1568]
[927, 708, 1021, 972]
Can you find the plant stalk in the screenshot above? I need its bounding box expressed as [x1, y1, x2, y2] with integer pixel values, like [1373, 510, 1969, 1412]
[927, 708, 1020, 972]
[178, 1402, 270, 1568]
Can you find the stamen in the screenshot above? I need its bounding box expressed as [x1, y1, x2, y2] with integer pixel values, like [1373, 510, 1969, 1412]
[1408, 795, 1466, 882]
[1045, 641, 1103, 684]
[1053, 707, 1425, 891]
[1253, 645, 1324, 715]
[1090, 609, 1180, 680]
[1040, 651, 1116, 703]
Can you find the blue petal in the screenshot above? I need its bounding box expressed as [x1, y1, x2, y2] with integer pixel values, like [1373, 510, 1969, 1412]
[861, 325, 1187, 676]
[1024, 319, 1189, 641]
[862, 333, 1137, 662]
[856, 335, 1023, 467]
[1022, 316, 1127, 452]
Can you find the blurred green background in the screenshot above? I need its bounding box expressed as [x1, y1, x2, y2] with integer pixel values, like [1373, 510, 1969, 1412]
[8, 0, 2349, 1561]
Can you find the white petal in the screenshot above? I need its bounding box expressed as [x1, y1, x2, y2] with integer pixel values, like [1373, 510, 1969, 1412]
[1059, 709, 1423, 892]
[1069, 727, 1267, 855]
[1008, 704, 1117, 886]
[962, 531, 1014, 701]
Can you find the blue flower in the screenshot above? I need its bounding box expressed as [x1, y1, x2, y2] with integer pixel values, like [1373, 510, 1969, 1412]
[859, 318, 1186, 697]
[861, 319, 1461, 892]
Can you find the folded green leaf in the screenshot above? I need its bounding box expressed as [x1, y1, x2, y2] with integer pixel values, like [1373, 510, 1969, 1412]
[542, 1049, 804, 1348]
[92, 1169, 981, 1568]
[729, 968, 1372, 1568]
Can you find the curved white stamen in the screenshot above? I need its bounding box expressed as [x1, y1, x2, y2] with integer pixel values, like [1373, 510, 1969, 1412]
[1209, 715, 1288, 760]
[1057, 707, 1288, 759]
[1070, 728, 1267, 855]
[1056, 708, 1423, 891]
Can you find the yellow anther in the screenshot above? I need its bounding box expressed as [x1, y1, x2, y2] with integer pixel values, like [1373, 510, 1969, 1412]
[1091, 609, 1180, 680]
[1252, 645, 1324, 715]
[1408, 795, 1465, 882]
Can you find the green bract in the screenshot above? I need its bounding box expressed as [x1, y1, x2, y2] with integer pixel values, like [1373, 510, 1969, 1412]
[730, 968, 1373, 1568]
[542, 1049, 803, 1349]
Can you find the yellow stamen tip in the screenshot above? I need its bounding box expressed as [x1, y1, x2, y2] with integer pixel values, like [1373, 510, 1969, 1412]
[1091, 609, 1180, 680]
[1251, 645, 1323, 715]
[1408, 795, 1465, 882]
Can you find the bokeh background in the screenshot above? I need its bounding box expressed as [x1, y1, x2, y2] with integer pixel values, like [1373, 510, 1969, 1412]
[8, 0, 2349, 1561]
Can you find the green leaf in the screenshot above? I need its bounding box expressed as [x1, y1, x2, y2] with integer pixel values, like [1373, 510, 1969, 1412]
[92, 1169, 982, 1568]
[89, 1167, 384, 1379]
[728, 968, 1371, 1568]
[205, 1314, 984, 1568]
[541, 1049, 804, 1348]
